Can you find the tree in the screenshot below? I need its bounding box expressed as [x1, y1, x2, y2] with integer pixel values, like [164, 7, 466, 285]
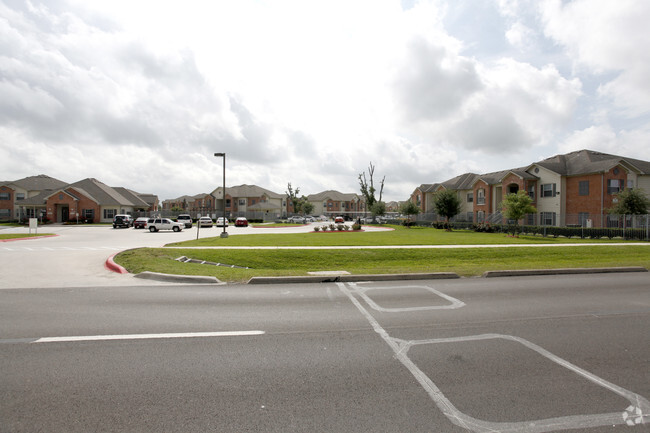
[369, 201, 386, 219]
[432, 189, 461, 230]
[286, 183, 301, 215]
[399, 200, 420, 227]
[358, 162, 385, 210]
[609, 188, 650, 215]
[500, 191, 537, 236]
[300, 198, 314, 216]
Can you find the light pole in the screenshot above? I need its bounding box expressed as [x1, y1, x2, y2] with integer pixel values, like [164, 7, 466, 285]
[214, 152, 228, 238]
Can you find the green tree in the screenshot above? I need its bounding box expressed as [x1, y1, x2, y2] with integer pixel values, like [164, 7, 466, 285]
[399, 200, 420, 227]
[369, 201, 386, 220]
[433, 189, 461, 230]
[609, 188, 650, 215]
[358, 162, 385, 210]
[300, 198, 314, 216]
[500, 191, 537, 236]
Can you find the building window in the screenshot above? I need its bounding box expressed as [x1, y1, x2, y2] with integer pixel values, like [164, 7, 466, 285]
[467, 212, 473, 222]
[477, 211, 485, 222]
[607, 179, 623, 194]
[0, 209, 10, 219]
[225, 199, 231, 207]
[0, 192, 10, 200]
[541, 212, 556, 226]
[627, 180, 634, 189]
[83, 209, 95, 220]
[467, 192, 473, 203]
[528, 185, 535, 200]
[476, 189, 485, 205]
[527, 214, 536, 225]
[541, 183, 556, 197]
[239, 199, 246, 205]
[578, 181, 589, 196]
[16, 193, 25, 200]
[328, 202, 332, 207]
[103, 209, 116, 219]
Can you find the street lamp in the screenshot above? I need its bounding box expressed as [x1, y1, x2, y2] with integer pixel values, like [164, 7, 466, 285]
[214, 152, 228, 238]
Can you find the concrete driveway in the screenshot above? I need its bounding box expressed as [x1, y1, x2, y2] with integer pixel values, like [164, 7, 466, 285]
[0, 222, 390, 289]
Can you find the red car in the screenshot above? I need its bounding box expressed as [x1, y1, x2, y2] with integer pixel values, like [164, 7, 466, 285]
[334, 216, 344, 223]
[235, 217, 248, 227]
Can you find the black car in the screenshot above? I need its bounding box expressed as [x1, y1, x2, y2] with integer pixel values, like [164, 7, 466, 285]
[112, 214, 133, 228]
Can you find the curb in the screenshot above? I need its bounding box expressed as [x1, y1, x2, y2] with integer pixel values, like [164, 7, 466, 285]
[105, 253, 128, 274]
[482, 266, 648, 278]
[0, 234, 58, 242]
[134, 271, 224, 284]
[248, 272, 460, 285]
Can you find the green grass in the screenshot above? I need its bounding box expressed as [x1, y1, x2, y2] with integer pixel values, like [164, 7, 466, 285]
[115, 245, 650, 283]
[167, 225, 630, 248]
[0, 233, 55, 240]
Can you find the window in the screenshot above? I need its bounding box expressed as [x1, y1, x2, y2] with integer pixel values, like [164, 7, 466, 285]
[467, 192, 473, 203]
[578, 181, 589, 196]
[467, 212, 473, 222]
[476, 189, 485, 205]
[627, 180, 634, 189]
[239, 199, 246, 205]
[528, 185, 535, 200]
[607, 179, 623, 194]
[526, 214, 536, 225]
[103, 209, 116, 219]
[83, 209, 95, 220]
[328, 202, 333, 207]
[541, 212, 556, 226]
[541, 183, 556, 197]
[477, 211, 485, 222]
[0, 209, 10, 219]
[225, 199, 231, 207]
[0, 192, 10, 200]
[16, 193, 25, 200]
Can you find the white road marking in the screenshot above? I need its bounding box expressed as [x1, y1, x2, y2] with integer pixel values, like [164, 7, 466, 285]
[353, 283, 465, 312]
[30, 330, 265, 344]
[337, 282, 650, 432]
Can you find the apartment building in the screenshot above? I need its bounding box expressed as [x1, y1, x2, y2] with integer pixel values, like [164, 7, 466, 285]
[411, 149, 650, 227]
[306, 190, 365, 219]
[211, 184, 287, 220]
[0, 174, 68, 221]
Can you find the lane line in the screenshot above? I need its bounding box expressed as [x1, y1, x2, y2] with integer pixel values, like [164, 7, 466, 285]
[28, 330, 265, 344]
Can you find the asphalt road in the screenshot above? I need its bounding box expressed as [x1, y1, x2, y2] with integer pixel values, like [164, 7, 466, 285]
[1, 274, 648, 432]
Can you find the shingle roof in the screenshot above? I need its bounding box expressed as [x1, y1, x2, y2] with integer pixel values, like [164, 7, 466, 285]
[2, 174, 68, 191]
[214, 184, 283, 199]
[307, 190, 360, 201]
[113, 187, 151, 208]
[532, 149, 650, 176]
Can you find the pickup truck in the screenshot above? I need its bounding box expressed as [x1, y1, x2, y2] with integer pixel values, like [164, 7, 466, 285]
[145, 218, 184, 232]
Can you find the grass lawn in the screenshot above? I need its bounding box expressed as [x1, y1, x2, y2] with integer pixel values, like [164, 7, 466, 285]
[167, 225, 631, 247]
[0, 233, 55, 240]
[115, 226, 649, 283]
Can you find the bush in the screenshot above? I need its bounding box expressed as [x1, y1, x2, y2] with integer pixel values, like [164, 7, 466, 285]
[351, 223, 362, 231]
[313, 226, 320, 232]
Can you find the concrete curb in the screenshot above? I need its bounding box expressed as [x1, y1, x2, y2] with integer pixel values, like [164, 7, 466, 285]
[134, 271, 224, 284]
[105, 253, 128, 274]
[482, 266, 648, 278]
[248, 272, 460, 285]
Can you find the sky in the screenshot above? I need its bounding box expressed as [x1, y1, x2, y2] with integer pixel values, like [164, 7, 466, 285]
[1, 0, 649, 202]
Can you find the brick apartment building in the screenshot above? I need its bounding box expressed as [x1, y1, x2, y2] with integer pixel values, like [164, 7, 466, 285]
[411, 149, 650, 227]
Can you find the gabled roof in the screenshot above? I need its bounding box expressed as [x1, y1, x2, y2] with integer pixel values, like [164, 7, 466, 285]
[307, 190, 360, 201]
[3, 174, 68, 192]
[529, 149, 650, 176]
[441, 173, 479, 190]
[413, 184, 439, 194]
[212, 184, 283, 199]
[113, 187, 151, 208]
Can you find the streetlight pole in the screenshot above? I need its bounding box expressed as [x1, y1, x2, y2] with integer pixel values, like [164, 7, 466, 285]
[214, 152, 228, 238]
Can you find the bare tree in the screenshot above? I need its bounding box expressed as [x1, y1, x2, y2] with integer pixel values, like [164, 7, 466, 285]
[358, 162, 385, 211]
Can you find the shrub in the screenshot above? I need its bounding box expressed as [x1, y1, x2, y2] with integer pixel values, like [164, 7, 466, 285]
[351, 223, 362, 231]
[314, 226, 320, 232]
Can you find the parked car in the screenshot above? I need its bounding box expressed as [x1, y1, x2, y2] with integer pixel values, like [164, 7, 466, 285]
[216, 217, 229, 227]
[334, 216, 344, 224]
[133, 217, 149, 229]
[304, 216, 315, 223]
[287, 216, 305, 224]
[198, 217, 213, 227]
[145, 218, 183, 232]
[235, 217, 248, 227]
[113, 214, 133, 228]
[176, 214, 193, 228]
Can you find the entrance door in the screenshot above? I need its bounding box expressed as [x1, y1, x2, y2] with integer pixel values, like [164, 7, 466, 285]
[61, 206, 69, 222]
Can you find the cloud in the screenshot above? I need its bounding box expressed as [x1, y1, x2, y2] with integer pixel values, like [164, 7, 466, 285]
[540, 0, 650, 117]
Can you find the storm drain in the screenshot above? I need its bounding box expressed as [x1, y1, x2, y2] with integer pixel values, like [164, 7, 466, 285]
[175, 256, 250, 269]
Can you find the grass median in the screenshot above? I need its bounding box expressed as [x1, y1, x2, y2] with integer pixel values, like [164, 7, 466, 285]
[114, 226, 650, 283]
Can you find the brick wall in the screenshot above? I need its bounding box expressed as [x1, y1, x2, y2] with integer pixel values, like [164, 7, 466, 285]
[0, 186, 14, 219]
